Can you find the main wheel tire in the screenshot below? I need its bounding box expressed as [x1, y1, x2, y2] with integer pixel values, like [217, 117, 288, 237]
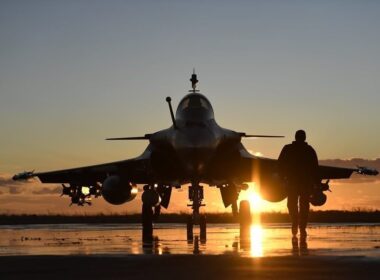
[142, 203, 154, 241]
[187, 216, 193, 241]
[200, 215, 207, 241]
[239, 200, 251, 240]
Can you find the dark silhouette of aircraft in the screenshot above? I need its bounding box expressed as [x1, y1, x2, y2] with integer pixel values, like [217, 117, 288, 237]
[13, 72, 378, 240]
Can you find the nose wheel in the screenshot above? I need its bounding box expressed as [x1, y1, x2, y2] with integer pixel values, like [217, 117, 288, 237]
[239, 200, 252, 240]
[187, 182, 207, 241]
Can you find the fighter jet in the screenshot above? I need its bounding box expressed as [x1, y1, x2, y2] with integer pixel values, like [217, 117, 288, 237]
[13, 72, 378, 240]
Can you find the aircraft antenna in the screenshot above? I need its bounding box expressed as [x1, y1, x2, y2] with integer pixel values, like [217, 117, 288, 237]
[166, 97, 178, 129]
[189, 69, 200, 93]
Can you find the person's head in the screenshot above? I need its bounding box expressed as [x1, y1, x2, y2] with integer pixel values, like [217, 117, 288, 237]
[295, 130, 306, 142]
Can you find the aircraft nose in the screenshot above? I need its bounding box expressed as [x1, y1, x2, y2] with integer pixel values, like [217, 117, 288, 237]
[178, 147, 213, 176]
[173, 127, 218, 177]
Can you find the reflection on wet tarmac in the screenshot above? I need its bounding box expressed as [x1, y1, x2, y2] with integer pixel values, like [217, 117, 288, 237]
[250, 225, 264, 257]
[1, 223, 380, 257]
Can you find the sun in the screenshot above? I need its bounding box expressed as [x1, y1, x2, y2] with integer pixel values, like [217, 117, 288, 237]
[248, 191, 262, 212]
[239, 182, 263, 214]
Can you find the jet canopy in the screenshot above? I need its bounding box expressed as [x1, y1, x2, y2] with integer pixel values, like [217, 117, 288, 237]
[175, 93, 215, 122]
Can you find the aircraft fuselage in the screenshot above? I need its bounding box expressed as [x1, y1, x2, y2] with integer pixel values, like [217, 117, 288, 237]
[146, 92, 243, 185]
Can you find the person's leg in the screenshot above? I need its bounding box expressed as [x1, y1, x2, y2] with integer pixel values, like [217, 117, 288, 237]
[299, 192, 310, 238]
[287, 191, 299, 236]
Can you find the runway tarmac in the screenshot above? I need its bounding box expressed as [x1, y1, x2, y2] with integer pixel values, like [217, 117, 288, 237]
[1, 223, 380, 279]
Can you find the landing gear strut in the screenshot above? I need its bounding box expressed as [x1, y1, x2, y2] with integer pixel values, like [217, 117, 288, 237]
[141, 185, 161, 241]
[187, 182, 207, 241]
[142, 203, 154, 241]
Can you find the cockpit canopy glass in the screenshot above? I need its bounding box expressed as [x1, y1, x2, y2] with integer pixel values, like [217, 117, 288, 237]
[176, 93, 214, 121]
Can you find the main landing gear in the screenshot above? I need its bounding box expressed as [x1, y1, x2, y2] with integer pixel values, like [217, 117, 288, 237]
[141, 184, 172, 241]
[186, 182, 207, 241]
[141, 182, 252, 243]
[141, 182, 207, 242]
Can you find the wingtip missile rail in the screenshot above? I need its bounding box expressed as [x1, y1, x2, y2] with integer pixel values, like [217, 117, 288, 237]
[12, 170, 36, 181]
[356, 166, 379, 176]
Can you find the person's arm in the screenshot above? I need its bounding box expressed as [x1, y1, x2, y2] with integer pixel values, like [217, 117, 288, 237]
[310, 146, 319, 182]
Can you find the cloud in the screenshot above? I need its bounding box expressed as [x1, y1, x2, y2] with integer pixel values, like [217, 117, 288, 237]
[0, 174, 28, 188]
[9, 186, 23, 195]
[0, 174, 29, 194]
[0, 173, 60, 195]
[32, 186, 61, 195]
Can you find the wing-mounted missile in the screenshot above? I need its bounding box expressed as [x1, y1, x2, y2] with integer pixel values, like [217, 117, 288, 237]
[61, 183, 102, 206]
[356, 166, 379, 176]
[61, 184, 76, 197]
[12, 170, 35, 181]
[89, 182, 102, 197]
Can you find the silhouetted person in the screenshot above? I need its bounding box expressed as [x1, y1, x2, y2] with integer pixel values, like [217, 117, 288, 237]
[278, 130, 318, 240]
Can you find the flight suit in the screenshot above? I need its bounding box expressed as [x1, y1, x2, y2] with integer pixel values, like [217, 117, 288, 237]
[278, 141, 319, 236]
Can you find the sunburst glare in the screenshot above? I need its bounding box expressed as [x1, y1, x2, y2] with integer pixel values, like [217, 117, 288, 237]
[239, 183, 263, 215]
[238, 183, 265, 257]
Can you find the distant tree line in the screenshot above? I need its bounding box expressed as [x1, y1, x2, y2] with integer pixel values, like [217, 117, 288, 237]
[1, 210, 380, 225]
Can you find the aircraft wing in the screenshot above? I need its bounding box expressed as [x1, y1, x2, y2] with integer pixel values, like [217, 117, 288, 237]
[317, 165, 354, 179]
[14, 156, 151, 185]
[238, 149, 378, 182]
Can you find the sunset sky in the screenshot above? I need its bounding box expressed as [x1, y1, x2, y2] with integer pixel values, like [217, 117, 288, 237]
[1, 0, 379, 214]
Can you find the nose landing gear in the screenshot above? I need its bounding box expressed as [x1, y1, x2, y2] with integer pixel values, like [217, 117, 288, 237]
[186, 182, 207, 241]
[141, 182, 252, 243]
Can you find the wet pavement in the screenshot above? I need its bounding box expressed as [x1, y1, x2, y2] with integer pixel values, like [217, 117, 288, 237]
[1, 223, 380, 258]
